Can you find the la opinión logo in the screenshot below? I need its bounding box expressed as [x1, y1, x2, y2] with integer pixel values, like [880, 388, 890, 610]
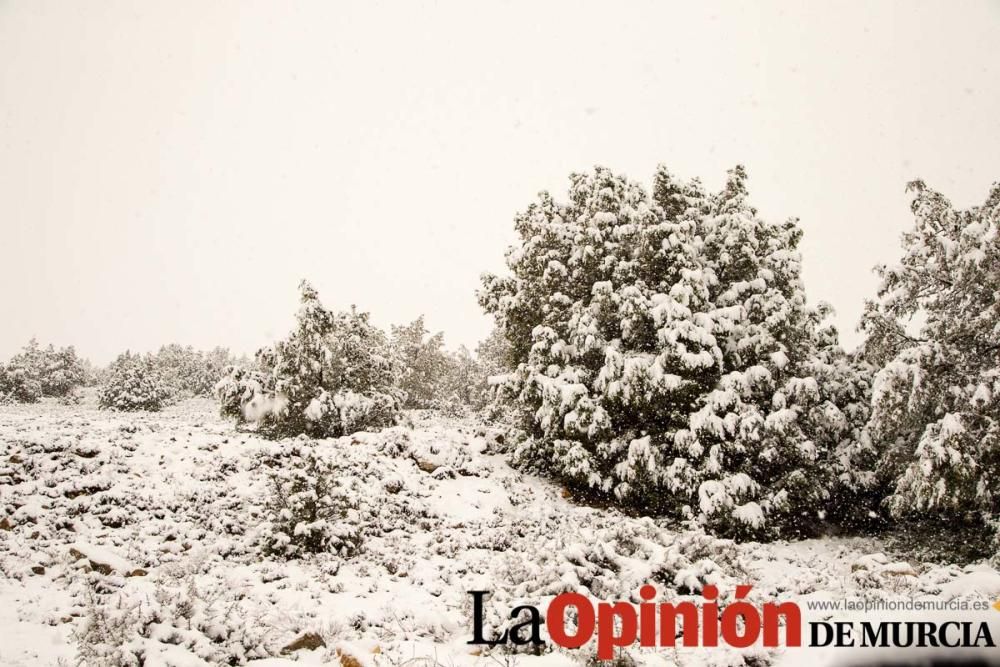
[468, 586, 997, 660]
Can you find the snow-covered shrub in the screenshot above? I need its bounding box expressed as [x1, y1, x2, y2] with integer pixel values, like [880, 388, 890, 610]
[154, 344, 236, 399]
[73, 575, 144, 667]
[479, 165, 868, 539]
[859, 180, 1000, 550]
[98, 351, 170, 411]
[260, 449, 362, 559]
[0, 339, 44, 403]
[429, 393, 468, 418]
[471, 327, 516, 412]
[72, 562, 277, 665]
[390, 317, 506, 413]
[0, 365, 38, 405]
[0, 338, 87, 402]
[391, 316, 452, 408]
[39, 343, 88, 397]
[216, 366, 272, 425]
[216, 281, 401, 438]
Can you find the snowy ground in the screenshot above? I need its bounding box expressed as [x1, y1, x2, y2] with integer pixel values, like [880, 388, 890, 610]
[2, 397, 1000, 667]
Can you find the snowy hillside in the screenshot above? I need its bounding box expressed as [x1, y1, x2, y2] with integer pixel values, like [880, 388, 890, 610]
[1, 397, 999, 666]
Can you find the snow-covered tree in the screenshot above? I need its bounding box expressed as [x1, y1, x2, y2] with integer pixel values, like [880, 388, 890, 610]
[468, 327, 516, 413]
[39, 343, 87, 398]
[480, 165, 867, 538]
[98, 351, 171, 411]
[154, 344, 235, 399]
[861, 180, 1000, 535]
[260, 449, 362, 559]
[390, 316, 452, 408]
[0, 338, 88, 402]
[0, 338, 45, 403]
[215, 281, 401, 437]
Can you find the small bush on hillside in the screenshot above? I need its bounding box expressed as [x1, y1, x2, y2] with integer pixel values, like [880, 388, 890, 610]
[154, 344, 236, 399]
[0, 338, 88, 403]
[40, 343, 88, 397]
[390, 318, 513, 414]
[391, 316, 452, 408]
[260, 450, 362, 559]
[216, 366, 272, 424]
[215, 281, 401, 437]
[98, 352, 171, 411]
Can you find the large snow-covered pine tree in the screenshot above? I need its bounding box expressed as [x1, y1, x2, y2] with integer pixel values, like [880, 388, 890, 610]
[480, 165, 867, 538]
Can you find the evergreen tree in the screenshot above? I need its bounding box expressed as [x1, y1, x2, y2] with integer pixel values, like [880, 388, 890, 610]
[390, 316, 452, 409]
[861, 180, 1000, 535]
[480, 165, 866, 538]
[0, 338, 45, 403]
[40, 344, 87, 398]
[154, 344, 235, 399]
[98, 351, 170, 411]
[0, 338, 88, 402]
[215, 281, 401, 437]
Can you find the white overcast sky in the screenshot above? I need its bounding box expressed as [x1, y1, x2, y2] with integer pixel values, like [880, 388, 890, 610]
[1, 0, 999, 364]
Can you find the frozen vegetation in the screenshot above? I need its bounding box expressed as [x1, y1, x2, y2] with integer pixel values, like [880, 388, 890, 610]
[1, 395, 999, 666]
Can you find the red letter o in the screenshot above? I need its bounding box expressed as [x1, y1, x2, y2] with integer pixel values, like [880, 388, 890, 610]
[547, 593, 595, 648]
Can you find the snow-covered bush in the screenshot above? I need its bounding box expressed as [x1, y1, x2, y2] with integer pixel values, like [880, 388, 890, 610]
[391, 316, 452, 408]
[154, 344, 236, 399]
[98, 351, 171, 411]
[216, 366, 272, 425]
[39, 343, 88, 397]
[859, 180, 1000, 547]
[390, 317, 506, 413]
[72, 562, 276, 665]
[260, 449, 363, 559]
[215, 281, 401, 438]
[0, 338, 88, 402]
[479, 165, 868, 539]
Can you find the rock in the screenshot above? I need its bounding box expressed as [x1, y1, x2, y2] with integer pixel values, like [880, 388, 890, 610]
[9, 455, 22, 464]
[880, 561, 918, 578]
[69, 542, 139, 576]
[383, 478, 404, 494]
[90, 561, 114, 575]
[128, 569, 148, 577]
[851, 553, 889, 572]
[413, 458, 439, 474]
[337, 649, 363, 667]
[31, 565, 45, 575]
[0, 517, 12, 531]
[282, 632, 326, 654]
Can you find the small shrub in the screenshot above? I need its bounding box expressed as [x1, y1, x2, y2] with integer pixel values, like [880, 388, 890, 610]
[0, 339, 89, 403]
[260, 449, 363, 559]
[0, 362, 41, 403]
[98, 352, 170, 411]
[0, 339, 44, 403]
[154, 344, 236, 399]
[216, 281, 401, 437]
